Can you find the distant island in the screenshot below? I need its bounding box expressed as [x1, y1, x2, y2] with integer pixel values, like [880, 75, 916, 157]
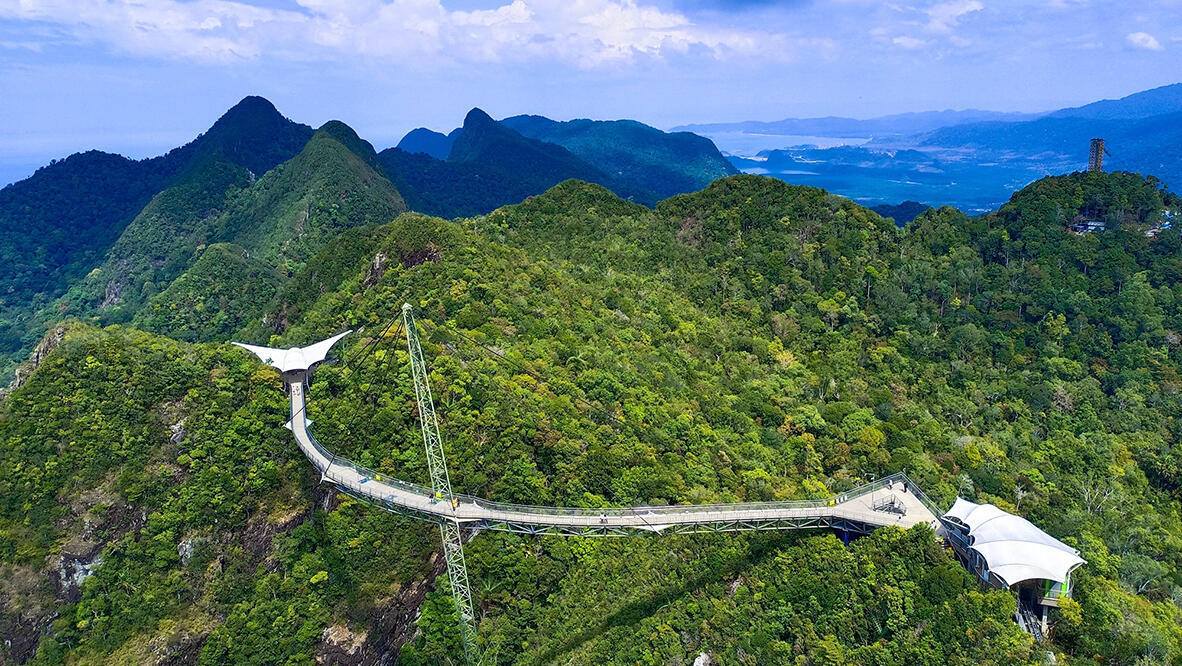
[680, 82, 1182, 214]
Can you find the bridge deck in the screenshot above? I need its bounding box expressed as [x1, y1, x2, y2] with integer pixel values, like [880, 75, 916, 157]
[288, 379, 940, 536]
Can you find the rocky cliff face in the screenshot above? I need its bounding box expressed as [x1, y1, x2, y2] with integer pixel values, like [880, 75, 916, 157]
[315, 550, 448, 666]
[8, 325, 67, 392]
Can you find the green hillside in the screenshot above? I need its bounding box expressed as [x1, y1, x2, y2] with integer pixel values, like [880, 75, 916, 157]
[0, 96, 314, 377]
[0, 95, 311, 322]
[2, 171, 1180, 664]
[0, 323, 438, 664]
[500, 115, 737, 200]
[133, 243, 284, 342]
[60, 121, 406, 335]
[59, 158, 254, 323]
[214, 122, 407, 271]
[0, 151, 176, 343]
[240, 224, 394, 340]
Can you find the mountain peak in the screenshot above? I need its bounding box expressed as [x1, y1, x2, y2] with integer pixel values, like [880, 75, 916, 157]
[209, 96, 285, 134]
[167, 95, 314, 177]
[313, 120, 385, 175]
[463, 107, 497, 129]
[229, 95, 279, 113]
[396, 128, 456, 160]
[316, 120, 369, 151]
[449, 108, 537, 164]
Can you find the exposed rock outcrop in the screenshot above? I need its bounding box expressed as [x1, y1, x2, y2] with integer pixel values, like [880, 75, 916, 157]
[9, 324, 67, 391]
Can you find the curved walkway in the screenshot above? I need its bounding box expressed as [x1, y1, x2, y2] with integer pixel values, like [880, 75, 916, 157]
[285, 373, 941, 537]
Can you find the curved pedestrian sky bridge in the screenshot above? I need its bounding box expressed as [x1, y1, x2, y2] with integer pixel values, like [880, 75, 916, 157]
[235, 331, 942, 537]
[233, 319, 1082, 659]
[286, 378, 941, 536]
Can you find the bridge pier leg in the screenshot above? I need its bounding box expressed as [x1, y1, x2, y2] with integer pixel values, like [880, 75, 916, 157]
[839, 530, 850, 546]
[440, 519, 479, 665]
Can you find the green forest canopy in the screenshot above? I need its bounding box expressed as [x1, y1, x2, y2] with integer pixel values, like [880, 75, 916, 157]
[0, 170, 1181, 664]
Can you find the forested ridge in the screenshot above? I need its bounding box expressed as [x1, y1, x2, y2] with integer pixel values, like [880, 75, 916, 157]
[1, 169, 1181, 665]
[0, 97, 739, 381]
[0, 96, 313, 378]
[498, 114, 738, 201]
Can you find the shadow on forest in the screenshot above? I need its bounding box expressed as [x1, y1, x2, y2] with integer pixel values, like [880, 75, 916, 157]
[525, 530, 814, 665]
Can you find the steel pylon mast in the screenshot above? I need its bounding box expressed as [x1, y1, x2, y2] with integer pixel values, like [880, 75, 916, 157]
[402, 303, 479, 665]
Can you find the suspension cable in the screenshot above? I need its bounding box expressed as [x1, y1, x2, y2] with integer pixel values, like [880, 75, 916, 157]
[288, 313, 404, 428]
[341, 314, 400, 370]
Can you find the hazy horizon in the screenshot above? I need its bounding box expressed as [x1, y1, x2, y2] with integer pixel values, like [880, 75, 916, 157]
[3, 0, 1181, 186]
[1, 81, 1171, 189]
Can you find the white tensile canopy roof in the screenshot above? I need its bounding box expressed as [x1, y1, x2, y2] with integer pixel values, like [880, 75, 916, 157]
[944, 497, 1085, 587]
[232, 331, 352, 373]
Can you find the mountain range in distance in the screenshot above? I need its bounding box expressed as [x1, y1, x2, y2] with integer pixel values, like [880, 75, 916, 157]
[675, 108, 1046, 141]
[678, 82, 1182, 214]
[8, 81, 1181, 219]
[0, 97, 736, 379]
[4, 82, 1180, 378]
[384, 108, 737, 217]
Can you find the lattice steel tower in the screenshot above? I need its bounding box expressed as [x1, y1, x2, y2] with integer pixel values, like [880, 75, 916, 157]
[402, 303, 480, 665]
[1088, 138, 1106, 172]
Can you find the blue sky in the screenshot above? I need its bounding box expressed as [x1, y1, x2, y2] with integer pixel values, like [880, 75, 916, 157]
[1, 0, 1180, 185]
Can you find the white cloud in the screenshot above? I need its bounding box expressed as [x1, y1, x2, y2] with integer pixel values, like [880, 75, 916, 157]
[0, 0, 793, 67]
[1126, 31, 1163, 51]
[925, 0, 983, 33]
[892, 35, 927, 49]
[0, 40, 44, 52]
[870, 1, 982, 51]
[0, 0, 295, 60]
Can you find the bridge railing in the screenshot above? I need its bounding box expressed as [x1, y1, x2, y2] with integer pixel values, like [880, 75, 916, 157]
[897, 475, 945, 519]
[294, 390, 947, 523]
[294, 406, 441, 499]
[327, 457, 941, 522]
[322, 447, 438, 498]
[455, 473, 913, 519]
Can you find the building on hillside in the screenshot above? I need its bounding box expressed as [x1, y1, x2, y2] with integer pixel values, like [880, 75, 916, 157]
[1143, 209, 1175, 238]
[1069, 216, 1105, 234]
[940, 498, 1085, 637]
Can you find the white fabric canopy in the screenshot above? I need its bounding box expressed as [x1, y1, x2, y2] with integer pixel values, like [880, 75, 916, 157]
[233, 331, 352, 373]
[944, 497, 1085, 587]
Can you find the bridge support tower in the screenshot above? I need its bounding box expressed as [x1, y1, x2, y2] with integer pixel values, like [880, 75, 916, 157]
[403, 303, 480, 665]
